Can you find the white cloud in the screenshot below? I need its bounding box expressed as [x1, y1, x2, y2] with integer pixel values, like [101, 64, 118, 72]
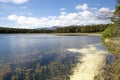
[60, 12, 67, 15]
[97, 7, 114, 19]
[8, 15, 18, 20]
[7, 4, 114, 28]
[98, 7, 112, 12]
[79, 10, 95, 19]
[0, 0, 28, 4]
[76, 3, 88, 10]
[12, 0, 28, 4]
[59, 13, 79, 20]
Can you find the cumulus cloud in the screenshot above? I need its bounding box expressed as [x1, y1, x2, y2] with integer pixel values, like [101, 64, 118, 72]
[59, 13, 79, 20]
[8, 15, 18, 20]
[0, 0, 28, 4]
[60, 11, 67, 15]
[76, 3, 88, 10]
[7, 4, 114, 28]
[79, 10, 95, 19]
[97, 7, 114, 19]
[98, 7, 112, 12]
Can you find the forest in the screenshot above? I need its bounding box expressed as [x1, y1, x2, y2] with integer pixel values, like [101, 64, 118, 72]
[0, 24, 111, 33]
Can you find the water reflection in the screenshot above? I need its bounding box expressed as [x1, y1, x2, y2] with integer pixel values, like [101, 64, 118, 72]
[0, 34, 101, 63]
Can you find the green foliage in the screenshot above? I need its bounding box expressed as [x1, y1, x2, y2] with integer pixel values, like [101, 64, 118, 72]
[101, 25, 115, 40]
[54, 24, 110, 33]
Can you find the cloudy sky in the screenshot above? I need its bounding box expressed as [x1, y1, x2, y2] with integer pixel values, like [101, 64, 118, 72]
[0, 0, 116, 28]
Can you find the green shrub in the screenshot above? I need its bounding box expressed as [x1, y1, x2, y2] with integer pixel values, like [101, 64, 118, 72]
[101, 25, 115, 41]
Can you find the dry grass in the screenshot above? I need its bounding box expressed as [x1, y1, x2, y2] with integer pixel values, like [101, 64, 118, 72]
[105, 37, 120, 55]
[98, 37, 120, 80]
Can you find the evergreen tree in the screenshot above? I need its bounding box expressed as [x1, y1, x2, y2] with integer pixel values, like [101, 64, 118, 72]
[111, 0, 120, 36]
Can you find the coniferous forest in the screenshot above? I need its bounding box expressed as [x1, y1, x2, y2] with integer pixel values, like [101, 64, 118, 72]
[0, 24, 111, 33]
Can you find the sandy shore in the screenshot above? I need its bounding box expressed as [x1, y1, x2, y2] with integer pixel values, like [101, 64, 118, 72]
[67, 45, 109, 80]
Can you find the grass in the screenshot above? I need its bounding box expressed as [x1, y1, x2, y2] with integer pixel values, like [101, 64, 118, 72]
[98, 25, 120, 80]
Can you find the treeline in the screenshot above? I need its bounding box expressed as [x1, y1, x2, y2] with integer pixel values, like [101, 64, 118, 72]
[0, 27, 53, 33]
[0, 24, 111, 33]
[54, 24, 110, 33]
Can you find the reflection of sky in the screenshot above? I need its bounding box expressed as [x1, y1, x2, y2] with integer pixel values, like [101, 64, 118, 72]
[0, 34, 102, 61]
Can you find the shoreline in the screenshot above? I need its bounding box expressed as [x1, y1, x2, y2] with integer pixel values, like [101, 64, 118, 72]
[101, 37, 120, 80]
[67, 44, 111, 80]
[0, 33, 101, 36]
[52, 33, 101, 36]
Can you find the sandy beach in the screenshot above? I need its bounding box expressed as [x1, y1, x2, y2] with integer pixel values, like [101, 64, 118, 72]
[67, 44, 109, 80]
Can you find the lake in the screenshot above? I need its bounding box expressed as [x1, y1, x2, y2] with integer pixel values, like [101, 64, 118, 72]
[0, 34, 102, 60]
[0, 34, 106, 80]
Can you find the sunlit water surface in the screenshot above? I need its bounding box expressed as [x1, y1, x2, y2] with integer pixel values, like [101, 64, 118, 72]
[0, 34, 103, 61]
[0, 34, 110, 80]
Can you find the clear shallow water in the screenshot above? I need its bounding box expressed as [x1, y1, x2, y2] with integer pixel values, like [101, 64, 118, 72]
[0, 34, 104, 64]
[0, 34, 109, 80]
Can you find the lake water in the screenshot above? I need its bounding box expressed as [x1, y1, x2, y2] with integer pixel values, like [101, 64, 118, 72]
[0, 34, 108, 80]
[0, 34, 105, 64]
[0, 34, 102, 60]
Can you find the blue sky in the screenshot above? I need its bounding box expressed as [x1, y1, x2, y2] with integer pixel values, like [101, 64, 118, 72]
[0, 0, 117, 28]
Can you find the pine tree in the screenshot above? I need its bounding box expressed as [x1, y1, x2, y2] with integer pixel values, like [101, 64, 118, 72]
[112, 0, 120, 36]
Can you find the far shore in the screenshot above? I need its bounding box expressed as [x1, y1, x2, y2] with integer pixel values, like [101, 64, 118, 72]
[52, 33, 101, 36]
[0, 33, 101, 36]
